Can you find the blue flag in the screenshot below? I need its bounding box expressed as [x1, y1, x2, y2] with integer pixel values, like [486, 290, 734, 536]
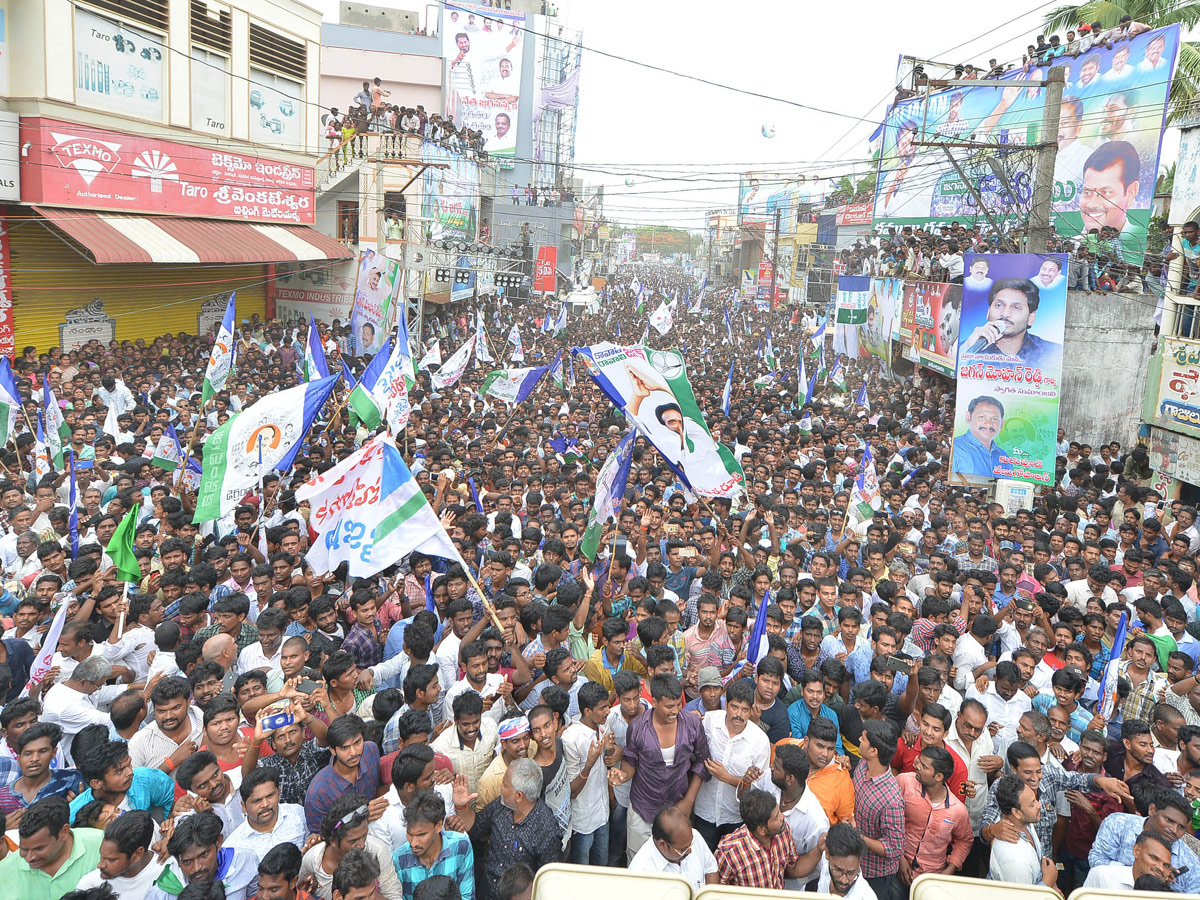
[722, 359, 734, 416]
[341, 360, 358, 391]
[805, 366, 819, 404]
[467, 477, 485, 514]
[67, 452, 79, 557]
[424, 572, 436, 613]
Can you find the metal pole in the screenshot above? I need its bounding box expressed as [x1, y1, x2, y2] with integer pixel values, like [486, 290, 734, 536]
[770, 207, 780, 306]
[1028, 67, 1065, 254]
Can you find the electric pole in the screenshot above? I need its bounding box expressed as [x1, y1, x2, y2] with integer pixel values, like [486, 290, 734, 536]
[1028, 66, 1065, 254]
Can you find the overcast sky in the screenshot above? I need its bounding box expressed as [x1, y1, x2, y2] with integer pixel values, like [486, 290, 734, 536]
[314, 0, 1181, 228]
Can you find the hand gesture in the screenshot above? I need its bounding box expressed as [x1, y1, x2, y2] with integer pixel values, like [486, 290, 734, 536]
[990, 818, 1021, 844]
[356, 669, 375, 691]
[586, 737, 604, 768]
[607, 766, 631, 786]
[705, 758, 731, 783]
[744, 766, 763, 785]
[252, 708, 269, 742]
[451, 773, 477, 809]
[367, 795, 390, 821]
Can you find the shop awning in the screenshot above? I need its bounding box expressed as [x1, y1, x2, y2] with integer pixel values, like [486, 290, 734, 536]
[34, 207, 355, 265]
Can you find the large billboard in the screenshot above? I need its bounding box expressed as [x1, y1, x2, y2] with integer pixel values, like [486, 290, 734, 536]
[349, 249, 400, 357]
[900, 280, 960, 376]
[421, 143, 478, 241]
[873, 25, 1179, 263]
[951, 253, 1066, 485]
[443, 2, 525, 158]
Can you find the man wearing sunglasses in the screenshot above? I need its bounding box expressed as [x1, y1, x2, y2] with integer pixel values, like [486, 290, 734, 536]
[627, 804, 718, 891]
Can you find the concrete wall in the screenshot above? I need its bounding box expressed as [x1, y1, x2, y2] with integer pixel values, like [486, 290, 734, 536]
[1058, 289, 1157, 448]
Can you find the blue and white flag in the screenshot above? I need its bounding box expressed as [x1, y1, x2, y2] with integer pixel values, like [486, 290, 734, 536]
[151, 424, 183, 471]
[723, 307, 734, 342]
[340, 359, 358, 391]
[507, 324, 524, 362]
[475, 310, 494, 364]
[347, 337, 393, 430]
[193, 375, 340, 522]
[43, 376, 68, 468]
[855, 382, 870, 412]
[552, 304, 568, 335]
[1097, 613, 1128, 720]
[304, 316, 330, 382]
[581, 430, 636, 560]
[850, 445, 882, 521]
[0, 357, 20, 445]
[67, 453, 79, 557]
[549, 350, 565, 388]
[805, 366, 818, 405]
[467, 476, 485, 513]
[798, 348, 807, 396]
[722, 359, 734, 416]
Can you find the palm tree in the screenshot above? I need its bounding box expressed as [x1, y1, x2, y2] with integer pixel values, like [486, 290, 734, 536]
[1158, 161, 1177, 194]
[1042, 0, 1200, 119]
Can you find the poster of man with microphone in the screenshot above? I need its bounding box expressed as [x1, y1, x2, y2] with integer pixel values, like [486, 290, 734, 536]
[952, 253, 1067, 484]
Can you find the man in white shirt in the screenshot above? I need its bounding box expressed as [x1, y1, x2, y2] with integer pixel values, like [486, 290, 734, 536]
[236, 608, 287, 692]
[1066, 563, 1121, 613]
[946, 698, 1000, 834]
[441, 640, 513, 725]
[1084, 830, 1176, 889]
[41, 655, 114, 763]
[815, 823, 879, 900]
[627, 805, 719, 891]
[953, 616, 998, 692]
[224, 768, 307, 864]
[100, 594, 160, 681]
[693, 679, 771, 847]
[73, 808, 165, 899]
[369, 743, 454, 850]
[769, 740, 830, 890]
[988, 774, 1057, 887]
[562, 681, 615, 864]
[966, 661, 1033, 744]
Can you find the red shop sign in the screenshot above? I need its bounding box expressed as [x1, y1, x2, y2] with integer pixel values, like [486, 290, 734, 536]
[20, 117, 316, 225]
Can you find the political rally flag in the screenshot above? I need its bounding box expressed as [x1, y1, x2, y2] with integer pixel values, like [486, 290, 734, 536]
[151, 425, 183, 471]
[418, 340, 442, 371]
[722, 359, 734, 417]
[20, 595, 70, 698]
[581, 430, 636, 561]
[507, 325, 524, 361]
[202, 293, 237, 403]
[475, 311, 494, 365]
[346, 337, 393, 431]
[479, 363, 552, 406]
[0, 357, 20, 445]
[193, 376, 339, 522]
[43, 376, 68, 468]
[1097, 612, 1127, 720]
[105, 504, 142, 583]
[549, 350, 564, 388]
[304, 317, 330, 382]
[430, 336, 476, 391]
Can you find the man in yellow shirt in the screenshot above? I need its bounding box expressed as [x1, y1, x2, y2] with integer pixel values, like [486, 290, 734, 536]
[582, 618, 645, 692]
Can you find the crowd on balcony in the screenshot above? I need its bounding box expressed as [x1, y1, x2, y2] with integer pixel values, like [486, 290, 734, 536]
[324, 77, 489, 160]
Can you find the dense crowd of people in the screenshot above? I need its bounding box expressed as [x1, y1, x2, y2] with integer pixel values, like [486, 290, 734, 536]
[0, 256, 1190, 900]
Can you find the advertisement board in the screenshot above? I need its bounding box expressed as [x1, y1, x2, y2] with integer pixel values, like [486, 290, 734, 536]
[1149, 426, 1200, 487]
[837, 203, 873, 226]
[951, 253, 1067, 485]
[74, 7, 165, 122]
[873, 25, 1179, 264]
[350, 249, 401, 357]
[274, 260, 357, 326]
[1156, 336, 1200, 436]
[249, 69, 303, 150]
[421, 142, 478, 241]
[21, 118, 315, 224]
[900, 280, 960, 376]
[443, 1, 525, 158]
[534, 245, 557, 292]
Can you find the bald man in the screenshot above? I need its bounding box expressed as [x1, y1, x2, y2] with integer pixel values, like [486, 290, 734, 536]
[628, 804, 719, 888]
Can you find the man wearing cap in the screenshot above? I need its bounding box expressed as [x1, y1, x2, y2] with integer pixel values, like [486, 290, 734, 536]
[476, 715, 531, 809]
[685, 667, 726, 717]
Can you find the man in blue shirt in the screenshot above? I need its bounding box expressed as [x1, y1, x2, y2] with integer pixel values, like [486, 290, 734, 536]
[393, 790, 475, 900]
[952, 396, 1007, 478]
[788, 671, 844, 753]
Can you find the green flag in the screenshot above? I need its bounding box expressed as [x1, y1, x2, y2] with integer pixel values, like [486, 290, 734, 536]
[105, 505, 141, 583]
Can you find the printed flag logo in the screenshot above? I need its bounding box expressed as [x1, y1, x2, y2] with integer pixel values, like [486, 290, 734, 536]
[50, 132, 122, 186]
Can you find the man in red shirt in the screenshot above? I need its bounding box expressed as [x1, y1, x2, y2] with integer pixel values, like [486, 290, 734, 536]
[891, 702, 969, 801]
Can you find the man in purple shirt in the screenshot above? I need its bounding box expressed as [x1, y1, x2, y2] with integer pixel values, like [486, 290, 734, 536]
[609, 673, 710, 861]
[303, 714, 382, 834]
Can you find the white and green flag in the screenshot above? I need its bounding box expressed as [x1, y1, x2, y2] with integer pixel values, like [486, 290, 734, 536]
[430, 336, 475, 391]
[193, 375, 339, 522]
[151, 425, 183, 471]
[479, 363, 551, 405]
[346, 337, 393, 431]
[298, 434, 466, 578]
[202, 293, 236, 402]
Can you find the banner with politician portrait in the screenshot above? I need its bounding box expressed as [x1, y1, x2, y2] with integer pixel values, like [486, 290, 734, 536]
[951, 253, 1066, 485]
[442, 1, 525, 158]
[872, 25, 1179, 263]
[573, 343, 745, 499]
[349, 249, 399, 357]
[900, 280, 960, 377]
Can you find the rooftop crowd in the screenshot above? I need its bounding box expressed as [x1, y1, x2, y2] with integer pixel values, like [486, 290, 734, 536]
[0, 254, 1189, 900]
